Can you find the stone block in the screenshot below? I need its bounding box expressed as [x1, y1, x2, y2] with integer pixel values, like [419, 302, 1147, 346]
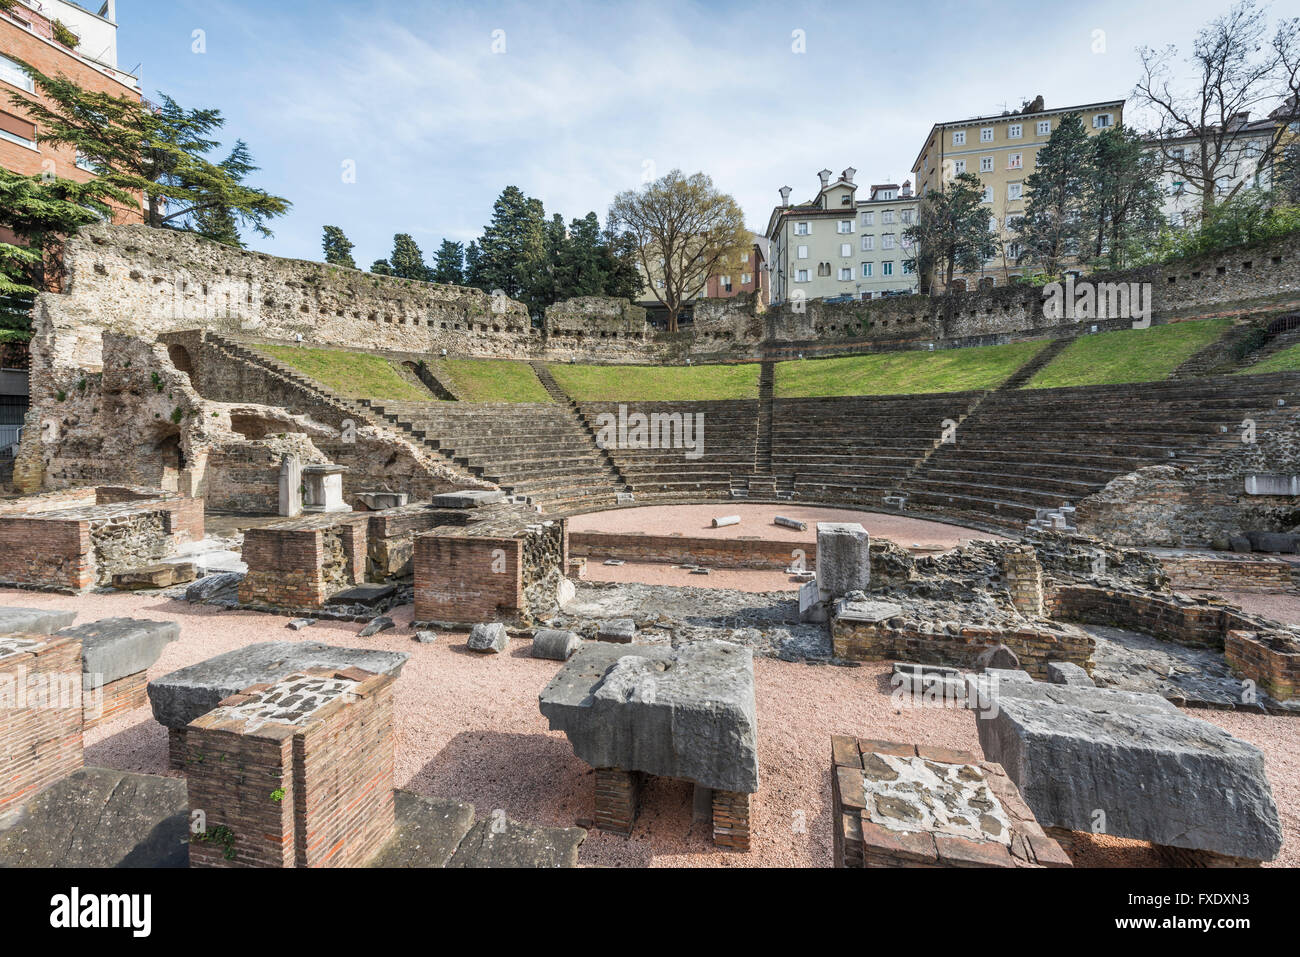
[539, 640, 759, 793]
[147, 641, 409, 730]
[0, 606, 77, 635]
[532, 628, 581, 660]
[1046, 661, 1095, 687]
[357, 491, 409, 510]
[1246, 530, 1299, 554]
[186, 572, 243, 602]
[974, 643, 1020, 673]
[799, 578, 827, 623]
[595, 618, 636, 643]
[58, 617, 179, 686]
[431, 490, 505, 509]
[328, 583, 397, 607]
[112, 562, 196, 591]
[975, 678, 1283, 861]
[816, 523, 870, 601]
[467, 622, 508, 654]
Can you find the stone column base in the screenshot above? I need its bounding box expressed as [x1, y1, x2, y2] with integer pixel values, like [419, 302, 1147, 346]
[712, 789, 752, 851]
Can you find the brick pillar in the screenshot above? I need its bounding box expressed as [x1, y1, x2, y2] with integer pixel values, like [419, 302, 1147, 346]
[1001, 545, 1045, 617]
[0, 634, 84, 816]
[185, 667, 396, 868]
[593, 767, 640, 834]
[711, 789, 752, 851]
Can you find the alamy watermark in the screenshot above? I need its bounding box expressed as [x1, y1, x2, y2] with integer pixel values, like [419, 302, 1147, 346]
[594, 404, 705, 460]
[1042, 277, 1152, 328]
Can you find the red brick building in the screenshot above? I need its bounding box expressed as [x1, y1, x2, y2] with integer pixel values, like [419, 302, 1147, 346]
[0, 0, 142, 220]
[702, 232, 770, 305]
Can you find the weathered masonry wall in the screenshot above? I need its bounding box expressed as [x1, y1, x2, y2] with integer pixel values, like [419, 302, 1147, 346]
[0, 633, 84, 817]
[239, 514, 368, 609]
[34, 224, 1300, 373]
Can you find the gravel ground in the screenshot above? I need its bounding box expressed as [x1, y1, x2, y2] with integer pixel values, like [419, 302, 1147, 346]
[583, 559, 806, 592]
[2, 585, 1295, 868]
[1184, 589, 1300, 627]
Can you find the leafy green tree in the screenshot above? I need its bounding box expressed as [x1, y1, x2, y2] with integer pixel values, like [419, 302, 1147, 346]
[10, 63, 290, 243]
[1085, 126, 1166, 269]
[322, 226, 357, 268]
[1015, 113, 1093, 277]
[903, 172, 996, 292]
[600, 225, 643, 301]
[0, 169, 125, 334]
[476, 186, 547, 309]
[430, 239, 465, 284]
[388, 233, 429, 281]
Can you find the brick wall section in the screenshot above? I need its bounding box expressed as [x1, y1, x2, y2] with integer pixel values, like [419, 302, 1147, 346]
[0, 634, 84, 816]
[0, 515, 91, 591]
[1046, 583, 1269, 651]
[414, 535, 523, 624]
[1225, 631, 1300, 702]
[1159, 554, 1293, 592]
[238, 514, 368, 609]
[570, 530, 811, 570]
[831, 618, 1092, 679]
[83, 671, 148, 731]
[186, 669, 396, 868]
[1000, 545, 1045, 616]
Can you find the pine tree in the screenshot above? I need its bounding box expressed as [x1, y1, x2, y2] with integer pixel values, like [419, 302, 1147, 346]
[476, 186, 546, 307]
[1015, 113, 1093, 277]
[1086, 126, 1166, 269]
[556, 212, 609, 298]
[322, 225, 357, 268]
[464, 242, 484, 289]
[430, 239, 465, 284]
[903, 172, 996, 292]
[600, 225, 644, 301]
[370, 259, 393, 276]
[388, 233, 429, 281]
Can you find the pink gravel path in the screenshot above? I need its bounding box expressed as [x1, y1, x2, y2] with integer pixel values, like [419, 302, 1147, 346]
[581, 560, 805, 592]
[569, 503, 1003, 548]
[3, 586, 1294, 867]
[1184, 589, 1300, 627]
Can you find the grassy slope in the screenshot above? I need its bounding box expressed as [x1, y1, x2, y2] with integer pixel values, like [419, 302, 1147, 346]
[774, 341, 1047, 398]
[425, 359, 552, 403]
[258, 345, 433, 401]
[1024, 319, 1230, 389]
[1237, 342, 1300, 375]
[547, 362, 760, 401]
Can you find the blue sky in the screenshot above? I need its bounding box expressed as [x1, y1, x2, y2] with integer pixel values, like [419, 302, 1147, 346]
[115, 0, 1246, 265]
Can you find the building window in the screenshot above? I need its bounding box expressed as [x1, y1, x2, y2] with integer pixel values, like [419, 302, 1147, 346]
[840, 243, 852, 257]
[882, 262, 894, 276]
[953, 130, 966, 145]
[882, 233, 896, 250]
[0, 111, 37, 149]
[0, 54, 35, 94]
[902, 261, 915, 275]
[1008, 182, 1023, 200]
[740, 252, 749, 264]
[1008, 153, 1022, 170]
[838, 220, 854, 233]
[1036, 120, 1051, 135]
[982, 186, 993, 203]
[797, 244, 809, 259]
[861, 235, 874, 251]
[1093, 113, 1113, 128]
[900, 209, 913, 224]
[839, 267, 853, 281]
[795, 269, 810, 282]
[1008, 124, 1022, 138]
[980, 156, 993, 172]
[75, 151, 96, 172]
[953, 159, 966, 174]
[795, 221, 810, 235]
[862, 262, 873, 277]
[879, 190, 896, 200]
[981, 127, 994, 142]
[861, 211, 874, 226]
[741, 273, 752, 284]
[882, 210, 895, 224]
[1008, 242, 1023, 260]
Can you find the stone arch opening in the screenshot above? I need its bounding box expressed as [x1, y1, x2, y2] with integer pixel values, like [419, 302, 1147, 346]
[167, 344, 195, 380]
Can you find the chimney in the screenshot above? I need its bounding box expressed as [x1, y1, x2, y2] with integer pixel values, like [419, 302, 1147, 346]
[1228, 111, 1250, 130]
[842, 167, 856, 184]
[778, 185, 792, 206]
[817, 169, 832, 188]
[901, 180, 912, 197]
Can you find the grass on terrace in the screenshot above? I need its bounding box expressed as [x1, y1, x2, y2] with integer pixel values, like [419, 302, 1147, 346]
[773, 341, 1048, 398]
[1023, 318, 1231, 389]
[426, 358, 553, 403]
[257, 345, 433, 401]
[547, 362, 760, 401]
[1237, 342, 1300, 375]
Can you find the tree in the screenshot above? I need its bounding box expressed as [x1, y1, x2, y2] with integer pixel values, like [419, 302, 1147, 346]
[463, 241, 485, 289]
[388, 233, 429, 281]
[476, 186, 547, 309]
[556, 212, 609, 299]
[903, 172, 996, 293]
[1276, 140, 1300, 205]
[322, 226, 357, 268]
[430, 239, 465, 284]
[600, 224, 643, 301]
[370, 259, 393, 276]
[608, 170, 748, 331]
[1085, 126, 1166, 269]
[1135, 0, 1300, 220]
[0, 168, 124, 334]
[1015, 113, 1093, 277]
[10, 63, 290, 243]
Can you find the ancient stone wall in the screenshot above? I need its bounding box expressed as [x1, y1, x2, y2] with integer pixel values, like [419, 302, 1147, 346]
[238, 514, 368, 609]
[0, 633, 84, 816]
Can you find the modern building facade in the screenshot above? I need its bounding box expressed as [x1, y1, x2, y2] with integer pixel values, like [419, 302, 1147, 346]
[765, 168, 920, 305]
[910, 97, 1125, 289]
[0, 0, 141, 211]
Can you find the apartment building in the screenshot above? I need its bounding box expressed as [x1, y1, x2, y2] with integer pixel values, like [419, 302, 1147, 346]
[765, 168, 920, 304]
[0, 0, 141, 210]
[636, 231, 770, 325]
[910, 97, 1124, 289]
[1148, 105, 1300, 227]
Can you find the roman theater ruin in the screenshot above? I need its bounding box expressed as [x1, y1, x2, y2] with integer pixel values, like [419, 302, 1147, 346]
[1, 221, 1298, 868]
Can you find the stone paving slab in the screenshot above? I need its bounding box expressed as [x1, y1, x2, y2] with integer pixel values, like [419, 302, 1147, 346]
[58, 618, 179, 686]
[0, 767, 189, 868]
[365, 790, 476, 868]
[147, 640, 409, 729]
[0, 606, 77, 635]
[446, 818, 586, 868]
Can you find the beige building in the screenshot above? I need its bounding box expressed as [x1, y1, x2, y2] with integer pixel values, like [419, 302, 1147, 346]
[765, 168, 920, 305]
[910, 97, 1125, 289]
